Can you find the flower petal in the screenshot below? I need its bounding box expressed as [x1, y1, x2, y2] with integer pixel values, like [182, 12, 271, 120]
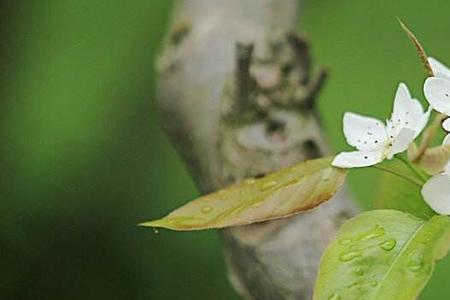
[388, 127, 416, 158]
[429, 57, 450, 79]
[332, 151, 383, 168]
[417, 106, 432, 138]
[445, 161, 450, 174]
[423, 77, 450, 115]
[443, 119, 450, 145]
[392, 83, 413, 118]
[343, 112, 386, 152]
[390, 83, 430, 138]
[422, 173, 450, 215]
[444, 134, 450, 145]
[443, 118, 450, 131]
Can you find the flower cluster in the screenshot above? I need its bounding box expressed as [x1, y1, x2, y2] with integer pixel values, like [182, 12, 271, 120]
[333, 57, 450, 215]
[332, 83, 430, 168]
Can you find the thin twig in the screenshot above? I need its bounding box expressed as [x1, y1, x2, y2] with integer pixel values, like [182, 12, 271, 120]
[395, 156, 428, 183]
[373, 164, 423, 187]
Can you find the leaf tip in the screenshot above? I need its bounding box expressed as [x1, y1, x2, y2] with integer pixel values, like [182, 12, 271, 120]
[137, 219, 165, 228]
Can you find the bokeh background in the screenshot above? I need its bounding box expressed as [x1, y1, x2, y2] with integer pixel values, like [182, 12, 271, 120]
[1, 0, 450, 299]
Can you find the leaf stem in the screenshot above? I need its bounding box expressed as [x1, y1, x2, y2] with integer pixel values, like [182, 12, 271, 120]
[395, 156, 428, 183]
[372, 165, 423, 187]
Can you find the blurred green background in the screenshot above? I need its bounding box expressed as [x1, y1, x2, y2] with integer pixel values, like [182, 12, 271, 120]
[1, 0, 450, 299]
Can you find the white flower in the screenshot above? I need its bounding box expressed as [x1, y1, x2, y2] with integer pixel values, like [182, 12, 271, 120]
[443, 118, 450, 145]
[423, 57, 450, 144]
[428, 57, 450, 80]
[422, 161, 450, 214]
[332, 83, 430, 168]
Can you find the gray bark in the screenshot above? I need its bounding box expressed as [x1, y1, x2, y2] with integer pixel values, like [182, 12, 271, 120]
[156, 1, 359, 299]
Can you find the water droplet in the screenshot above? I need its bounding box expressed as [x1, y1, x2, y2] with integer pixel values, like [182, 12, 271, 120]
[328, 293, 341, 300]
[339, 250, 362, 262]
[361, 224, 385, 241]
[379, 239, 397, 251]
[287, 178, 300, 185]
[251, 200, 264, 208]
[244, 178, 256, 185]
[354, 267, 364, 276]
[339, 239, 352, 246]
[407, 250, 423, 272]
[407, 261, 422, 272]
[153, 228, 159, 234]
[347, 281, 362, 290]
[201, 205, 213, 214]
[260, 181, 277, 191]
[369, 280, 378, 287]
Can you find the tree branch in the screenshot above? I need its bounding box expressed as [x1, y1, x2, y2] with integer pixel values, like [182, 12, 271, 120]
[156, 1, 359, 299]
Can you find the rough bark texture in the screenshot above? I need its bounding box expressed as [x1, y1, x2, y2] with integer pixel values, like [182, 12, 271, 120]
[156, 1, 359, 299]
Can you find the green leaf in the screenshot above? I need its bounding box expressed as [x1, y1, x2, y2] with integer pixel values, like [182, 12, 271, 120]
[417, 144, 450, 175]
[314, 210, 450, 300]
[139, 157, 347, 231]
[374, 161, 434, 219]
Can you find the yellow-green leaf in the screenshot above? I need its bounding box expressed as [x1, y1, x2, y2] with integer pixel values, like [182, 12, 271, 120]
[140, 157, 347, 231]
[314, 210, 450, 300]
[417, 144, 450, 175]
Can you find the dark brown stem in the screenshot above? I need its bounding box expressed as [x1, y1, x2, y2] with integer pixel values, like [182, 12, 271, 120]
[235, 43, 255, 112]
[287, 33, 311, 84]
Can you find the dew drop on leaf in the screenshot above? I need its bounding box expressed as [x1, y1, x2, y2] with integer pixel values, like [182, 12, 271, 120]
[260, 181, 277, 191]
[338, 238, 352, 246]
[201, 205, 213, 214]
[361, 224, 385, 241]
[378, 239, 397, 251]
[407, 258, 423, 272]
[354, 267, 364, 276]
[251, 200, 264, 208]
[407, 261, 423, 272]
[369, 280, 378, 287]
[339, 250, 362, 262]
[407, 250, 424, 272]
[347, 281, 362, 290]
[327, 293, 341, 300]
